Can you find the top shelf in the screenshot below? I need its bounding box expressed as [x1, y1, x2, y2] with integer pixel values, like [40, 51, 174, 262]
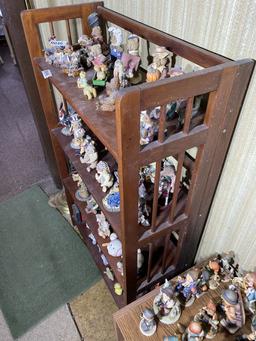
[34, 57, 118, 160]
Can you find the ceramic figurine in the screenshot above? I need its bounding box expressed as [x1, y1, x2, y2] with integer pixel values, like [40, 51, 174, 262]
[77, 71, 96, 100]
[117, 261, 124, 276]
[101, 254, 109, 266]
[95, 161, 114, 192]
[244, 272, 256, 314]
[197, 269, 211, 294]
[85, 195, 99, 214]
[80, 141, 98, 172]
[236, 315, 256, 341]
[78, 35, 93, 70]
[122, 34, 140, 78]
[108, 26, 123, 59]
[69, 114, 84, 149]
[159, 159, 176, 206]
[94, 64, 108, 81]
[88, 232, 96, 245]
[194, 299, 219, 339]
[208, 260, 221, 290]
[153, 279, 181, 324]
[114, 282, 123, 295]
[104, 267, 114, 281]
[150, 46, 170, 80]
[102, 180, 120, 212]
[72, 173, 89, 202]
[140, 110, 155, 145]
[169, 66, 184, 78]
[220, 288, 245, 334]
[219, 251, 240, 282]
[137, 249, 144, 271]
[103, 233, 122, 257]
[175, 270, 200, 306]
[96, 212, 111, 239]
[139, 308, 157, 337]
[182, 321, 204, 341]
[58, 102, 72, 136]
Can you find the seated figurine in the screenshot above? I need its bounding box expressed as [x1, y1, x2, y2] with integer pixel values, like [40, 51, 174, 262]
[194, 299, 219, 339]
[175, 270, 200, 306]
[220, 288, 245, 334]
[95, 161, 114, 192]
[153, 279, 181, 324]
[77, 71, 96, 100]
[139, 308, 157, 337]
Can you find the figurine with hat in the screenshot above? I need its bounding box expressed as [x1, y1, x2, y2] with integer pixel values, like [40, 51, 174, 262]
[175, 269, 200, 307]
[139, 308, 157, 336]
[121, 34, 141, 83]
[146, 46, 171, 82]
[220, 288, 245, 334]
[181, 321, 204, 341]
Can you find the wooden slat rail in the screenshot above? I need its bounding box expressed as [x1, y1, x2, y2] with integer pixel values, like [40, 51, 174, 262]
[96, 6, 230, 68]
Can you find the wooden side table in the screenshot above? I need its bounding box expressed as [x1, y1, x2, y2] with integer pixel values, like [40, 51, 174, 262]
[113, 265, 251, 340]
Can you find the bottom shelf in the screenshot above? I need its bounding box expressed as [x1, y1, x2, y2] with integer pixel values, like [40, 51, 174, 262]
[76, 222, 125, 308]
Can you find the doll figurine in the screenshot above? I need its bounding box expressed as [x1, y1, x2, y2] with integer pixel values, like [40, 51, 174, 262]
[85, 195, 98, 214]
[58, 102, 72, 136]
[153, 279, 181, 324]
[96, 212, 111, 239]
[70, 114, 85, 149]
[220, 288, 245, 334]
[95, 161, 114, 192]
[175, 270, 200, 306]
[208, 260, 221, 290]
[94, 64, 108, 81]
[72, 173, 89, 202]
[182, 321, 204, 341]
[244, 272, 256, 314]
[159, 159, 176, 206]
[103, 233, 122, 257]
[194, 299, 219, 339]
[80, 141, 98, 172]
[139, 308, 157, 337]
[121, 34, 141, 80]
[152, 46, 170, 79]
[140, 110, 155, 145]
[77, 71, 96, 100]
[108, 26, 123, 59]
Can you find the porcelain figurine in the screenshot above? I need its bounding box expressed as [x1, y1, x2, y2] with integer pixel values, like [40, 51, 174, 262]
[182, 321, 204, 341]
[208, 260, 221, 290]
[101, 254, 109, 266]
[80, 141, 98, 172]
[169, 66, 184, 78]
[150, 46, 170, 80]
[103, 233, 122, 257]
[159, 159, 176, 206]
[72, 173, 89, 202]
[58, 102, 72, 136]
[94, 64, 108, 81]
[108, 26, 123, 59]
[153, 279, 181, 324]
[114, 282, 123, 295]
[78, 35, 93, 70]
[85, 195, 98, 214]
[197, 269, 211, 294]
[77, 71, 96, 100]
[96, 212, 111, 239]
[219, 251, 240, 282]
[95, 161, 114, 192]
[121, 34, 141, 80]
[117, 261, 124, 276]
[194, 299, 219, 339]
[244, 272, 256, 314]
[102, 181, 120, 212]
[220, 288, 245, 334]
[140, 110, 155, 145]
[139, 308, 157, 337]
[236, 315, 256, 341]
[175, 270, 200, 306]
[104, 267, 114, 281]
[137, 249, 144, 271]
[88, 232, 96, 245]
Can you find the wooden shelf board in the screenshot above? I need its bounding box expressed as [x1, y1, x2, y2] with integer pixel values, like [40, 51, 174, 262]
[63, 176, 124, 286]
[52, 127, 121, 239]
[34, 57, 118, 160]
[76, 222, 125, 308]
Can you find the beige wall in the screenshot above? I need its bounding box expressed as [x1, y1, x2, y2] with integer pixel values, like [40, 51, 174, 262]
[33, 0, 256, 270]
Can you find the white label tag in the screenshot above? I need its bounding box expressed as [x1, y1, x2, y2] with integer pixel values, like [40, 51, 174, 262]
[42, 69, 52, 79]
[49, 40, 67, 48]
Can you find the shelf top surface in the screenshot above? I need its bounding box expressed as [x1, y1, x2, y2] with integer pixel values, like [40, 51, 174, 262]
[34, 57, 118, 160]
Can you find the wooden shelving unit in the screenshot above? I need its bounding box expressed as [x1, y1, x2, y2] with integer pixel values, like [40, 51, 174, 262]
[22, 2, 254, 307]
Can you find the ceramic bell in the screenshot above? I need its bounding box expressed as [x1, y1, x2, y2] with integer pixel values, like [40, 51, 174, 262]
[139, 308, 157, 337]
[153, 279, 181, 324]
[95, 161, 114, 192]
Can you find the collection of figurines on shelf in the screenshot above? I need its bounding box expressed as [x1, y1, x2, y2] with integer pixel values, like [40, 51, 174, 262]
[139, 251, 256, 340]
[44, 11, 206, 135]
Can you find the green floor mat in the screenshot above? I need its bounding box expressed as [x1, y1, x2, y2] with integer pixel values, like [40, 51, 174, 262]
[0, 185, 100, 339]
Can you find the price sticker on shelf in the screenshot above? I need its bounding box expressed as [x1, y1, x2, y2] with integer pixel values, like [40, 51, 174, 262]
[41, 69, 52, 79]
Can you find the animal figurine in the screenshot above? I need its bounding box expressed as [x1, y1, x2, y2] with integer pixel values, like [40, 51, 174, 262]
[153, 279, 181, 324]
[98, 72, 120, 111]
[96, 212, 111, 239]
[220, 288, 245, 334]
[103, 233, 122, 257]
[77, 71, 96, 100]
[139, 308, 157, 337]
[80, 141, 98, 172]
[95, 161, 114, 192]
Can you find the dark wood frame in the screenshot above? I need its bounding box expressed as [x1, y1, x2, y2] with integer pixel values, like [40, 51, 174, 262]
[21, 2, 254, 307]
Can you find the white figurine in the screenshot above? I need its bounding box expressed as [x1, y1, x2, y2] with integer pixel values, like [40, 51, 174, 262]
[88, 232, 96, 245]
[101, 254, 109, 266]
[117, 261, 124, 276]
[80, 141, 98, 172]
[95, 161, 114, 192]
[104, 267, 114, 281]
[137, 249, 144, 270]
[96, 212, 111, 239]
[85, 195, 98, 214]
[103, 233, 122, 257]
[70, 115, 85, 150]
[72, 173, 89, 201]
